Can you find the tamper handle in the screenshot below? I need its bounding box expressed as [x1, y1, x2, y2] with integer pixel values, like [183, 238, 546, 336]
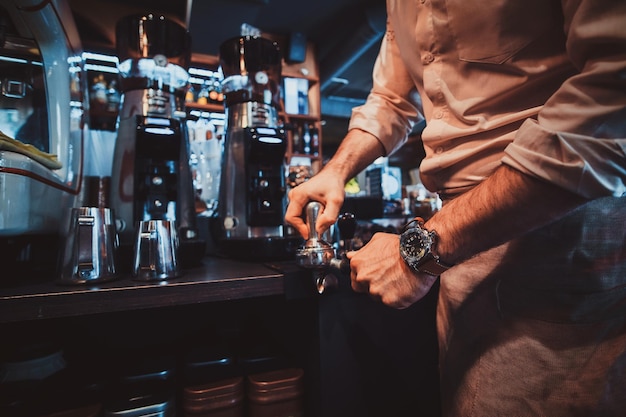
[305, 201, 323, 241]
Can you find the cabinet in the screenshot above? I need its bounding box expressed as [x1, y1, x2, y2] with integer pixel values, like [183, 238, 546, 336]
[186, 34, 323, 176]
[0, 259, 443, 417]
[0, 259, 322, 417]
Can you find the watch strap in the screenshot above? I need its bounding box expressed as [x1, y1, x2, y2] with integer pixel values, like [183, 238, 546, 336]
[415, 255, 451, 276]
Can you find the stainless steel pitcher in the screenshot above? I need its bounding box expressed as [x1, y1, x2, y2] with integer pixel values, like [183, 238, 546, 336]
[58, 207, 119, 285]
[132, 219, 181, 281]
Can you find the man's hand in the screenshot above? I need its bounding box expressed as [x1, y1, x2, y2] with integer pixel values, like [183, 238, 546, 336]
[284, 128, 387, 240]
[346, 232, 438, 309]
[285, 169, 347, 239]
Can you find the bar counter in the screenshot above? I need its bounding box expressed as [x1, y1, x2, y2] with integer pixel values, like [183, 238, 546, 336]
[0, 253, 442, 417]
[0, 256, 310, 323]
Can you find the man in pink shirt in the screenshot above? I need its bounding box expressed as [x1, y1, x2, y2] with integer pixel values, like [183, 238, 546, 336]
[286, 0, 626, 415]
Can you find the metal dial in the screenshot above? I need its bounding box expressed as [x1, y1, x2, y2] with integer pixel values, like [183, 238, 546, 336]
[153, 54, 168, 67]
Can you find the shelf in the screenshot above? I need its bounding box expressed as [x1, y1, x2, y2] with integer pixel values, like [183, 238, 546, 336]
[0, 257, 303, 323]
[283, 113, 319, 121]
[290, 152, 320, 160]
[186, 105, 320, 122]
[186, 102, 225, 113]
[281, 72, 319, 83]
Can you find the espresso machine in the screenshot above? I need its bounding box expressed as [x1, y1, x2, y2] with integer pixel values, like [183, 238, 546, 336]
[110, 14, 204, 268]
[215, 35, 301, 261]
[0, 0, 85, 271]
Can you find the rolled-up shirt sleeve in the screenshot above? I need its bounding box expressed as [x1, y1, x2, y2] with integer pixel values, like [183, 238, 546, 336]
[348, 17, 421, 157]
[503, 0, 626, 198]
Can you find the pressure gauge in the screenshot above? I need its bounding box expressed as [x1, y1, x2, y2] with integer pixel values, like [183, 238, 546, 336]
[154, 54, 168, 67]
[255, 71, 269, 85]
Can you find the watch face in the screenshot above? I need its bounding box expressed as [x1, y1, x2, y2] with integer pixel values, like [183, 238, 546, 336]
[400, 222, 449, 275]
[400, 226, 432, 263]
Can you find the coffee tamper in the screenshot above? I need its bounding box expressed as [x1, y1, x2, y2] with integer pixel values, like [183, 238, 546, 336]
[295, 201, 354, 293]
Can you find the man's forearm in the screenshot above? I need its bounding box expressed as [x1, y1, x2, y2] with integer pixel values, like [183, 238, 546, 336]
[322, 128, 387, 183]
[427, 165, 589, 265]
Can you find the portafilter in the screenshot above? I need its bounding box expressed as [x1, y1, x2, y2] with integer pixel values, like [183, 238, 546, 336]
[295, 201, 355, 293]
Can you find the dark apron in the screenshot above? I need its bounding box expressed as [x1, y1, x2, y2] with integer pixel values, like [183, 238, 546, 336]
[438, 196, 626, 417]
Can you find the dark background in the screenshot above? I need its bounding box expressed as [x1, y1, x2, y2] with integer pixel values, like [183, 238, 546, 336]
[68, 0, 425, 169]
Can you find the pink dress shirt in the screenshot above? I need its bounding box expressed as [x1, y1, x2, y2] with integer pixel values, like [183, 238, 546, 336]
[349, 0, 626, 199]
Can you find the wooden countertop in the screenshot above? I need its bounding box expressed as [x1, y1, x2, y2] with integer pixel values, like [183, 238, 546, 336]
[0, 257, 310, 323]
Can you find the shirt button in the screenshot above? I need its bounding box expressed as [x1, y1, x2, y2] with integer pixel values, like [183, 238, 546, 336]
[435, 147, 444, 154]
[434, 111, 444, 119]
[423, 53, 434, 64]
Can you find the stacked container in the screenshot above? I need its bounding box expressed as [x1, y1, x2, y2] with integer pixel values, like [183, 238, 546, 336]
[246, 368, 304, 417]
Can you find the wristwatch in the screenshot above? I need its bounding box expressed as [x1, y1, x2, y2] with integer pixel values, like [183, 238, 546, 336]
[399, 217, 452, 276]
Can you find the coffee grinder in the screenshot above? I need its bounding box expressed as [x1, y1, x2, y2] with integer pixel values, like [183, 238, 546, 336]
[110, 14, 204, 269]
[215, 35, 301, 261]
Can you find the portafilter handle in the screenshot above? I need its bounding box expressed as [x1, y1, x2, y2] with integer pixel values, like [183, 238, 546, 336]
[315, 256, 351, 294]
